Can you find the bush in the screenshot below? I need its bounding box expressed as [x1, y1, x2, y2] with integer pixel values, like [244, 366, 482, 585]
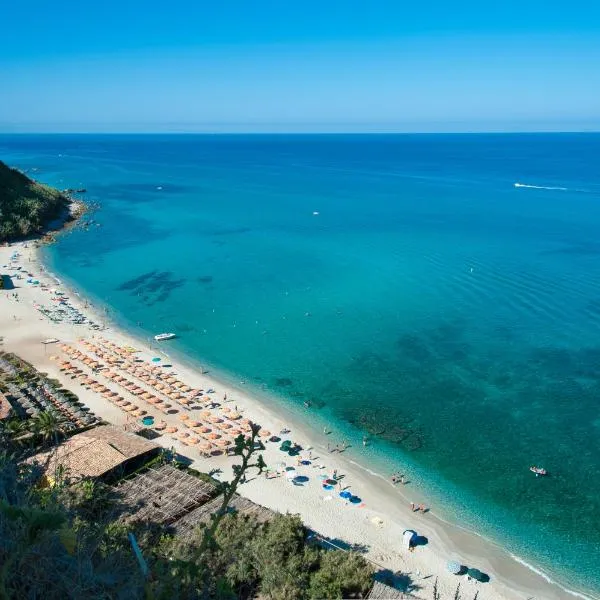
[0, 161, 70, 242]
[309, 550, 373, 599]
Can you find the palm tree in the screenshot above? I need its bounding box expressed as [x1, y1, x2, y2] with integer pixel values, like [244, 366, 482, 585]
[0, 418, 27, 450]
[31, 410, 66, 446]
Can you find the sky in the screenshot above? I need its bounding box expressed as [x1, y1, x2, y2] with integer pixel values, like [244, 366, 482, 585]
[1, 0, 600, 132]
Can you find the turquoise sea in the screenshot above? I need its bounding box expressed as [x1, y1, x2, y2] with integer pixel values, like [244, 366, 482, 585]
[2, 133, 600, 596]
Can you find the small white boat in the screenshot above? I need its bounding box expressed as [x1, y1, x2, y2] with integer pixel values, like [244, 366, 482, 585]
[154, 332, 176, 341]
[530, 466, 547, 476]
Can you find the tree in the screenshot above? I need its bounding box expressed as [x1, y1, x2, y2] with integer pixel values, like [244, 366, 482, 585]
[308, 551, 373, 599]
[30, 410, 66, 446]
[0, 418, 25, 444]
[253, 514, 317, 600]
[198, 423, 266, 556]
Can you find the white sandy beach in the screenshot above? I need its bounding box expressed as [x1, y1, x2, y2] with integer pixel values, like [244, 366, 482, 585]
[0, 240, 590, 600]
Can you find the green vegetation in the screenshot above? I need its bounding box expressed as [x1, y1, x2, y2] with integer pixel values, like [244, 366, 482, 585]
[0, 420, 374, 599]
[0, 160, 70, 241]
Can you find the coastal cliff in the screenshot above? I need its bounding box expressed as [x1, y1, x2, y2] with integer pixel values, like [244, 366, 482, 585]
[0, 160, 82, 242]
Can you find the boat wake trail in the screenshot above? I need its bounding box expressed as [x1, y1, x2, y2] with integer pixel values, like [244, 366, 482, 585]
[514, 182, 569, 191]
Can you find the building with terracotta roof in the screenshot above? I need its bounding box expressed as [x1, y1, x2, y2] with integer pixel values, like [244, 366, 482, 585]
[0, 392, 12, 420]
[28, 424, 159, 483]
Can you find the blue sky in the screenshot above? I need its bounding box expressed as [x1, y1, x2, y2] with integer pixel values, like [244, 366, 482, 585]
[1, 1, 599, 132]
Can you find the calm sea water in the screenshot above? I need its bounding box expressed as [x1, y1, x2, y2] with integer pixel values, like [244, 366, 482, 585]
[2, 134, 600, 595]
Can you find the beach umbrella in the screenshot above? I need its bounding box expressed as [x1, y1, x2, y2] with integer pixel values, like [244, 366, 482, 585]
[447, 561, 462, 575]
[259, 429, 271, 437]
[216, 439, 230, 447]
[179, 414, 190, 421]
[152, 357, 161, 362]
[339, 490, 352, 500]
[165, 426, 178, 433]
[188, 437, 200, 445]
[467, 568, 487, 582]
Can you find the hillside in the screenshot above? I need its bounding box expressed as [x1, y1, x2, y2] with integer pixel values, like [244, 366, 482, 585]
[0, 160, 71, 241]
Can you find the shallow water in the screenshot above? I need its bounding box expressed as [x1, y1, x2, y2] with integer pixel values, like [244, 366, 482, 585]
[2, 133, 600, 595]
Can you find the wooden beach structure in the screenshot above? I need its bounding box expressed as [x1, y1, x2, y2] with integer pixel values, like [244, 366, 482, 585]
[172, 493, 277, 539]
[27, 424, 159, 483]
[366, 581, 417, 599]
[110, 464, 217, 525]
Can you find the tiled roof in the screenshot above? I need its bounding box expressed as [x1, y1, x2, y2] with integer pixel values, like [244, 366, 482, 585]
[28, 424, 157, 480]
[0, 393, 12, 420]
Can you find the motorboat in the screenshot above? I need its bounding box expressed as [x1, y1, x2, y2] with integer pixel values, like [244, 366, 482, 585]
[154, 333, 176, 341]
[530, 466, 547, 476]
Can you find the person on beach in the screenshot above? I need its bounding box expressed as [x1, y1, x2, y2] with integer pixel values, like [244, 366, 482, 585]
[327, 443, 331, 452]
[411, 502, 416, 511]
[332, 469, 338, 480]
[391, 474, 397, 484]
[419, 503, 426, 513]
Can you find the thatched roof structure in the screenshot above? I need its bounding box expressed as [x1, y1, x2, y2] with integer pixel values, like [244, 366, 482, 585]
[111, 464, 216, 525]
[0, 393, 12, 420]
[367, 581, 416, 599]
[28, 424, 158, 481]
[172, 493, 277, 540]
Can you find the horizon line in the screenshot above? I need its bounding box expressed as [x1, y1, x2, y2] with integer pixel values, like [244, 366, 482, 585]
[1, 130, 599, 136]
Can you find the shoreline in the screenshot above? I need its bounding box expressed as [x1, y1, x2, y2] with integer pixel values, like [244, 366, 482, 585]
[2, 239, 596, 600]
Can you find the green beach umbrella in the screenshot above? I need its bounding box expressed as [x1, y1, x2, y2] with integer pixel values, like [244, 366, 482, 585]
[467, 568, 487, 582]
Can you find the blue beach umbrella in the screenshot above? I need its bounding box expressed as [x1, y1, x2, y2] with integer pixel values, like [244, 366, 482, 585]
[152, 357, 161, 362]
[339, 490, 352, 499]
